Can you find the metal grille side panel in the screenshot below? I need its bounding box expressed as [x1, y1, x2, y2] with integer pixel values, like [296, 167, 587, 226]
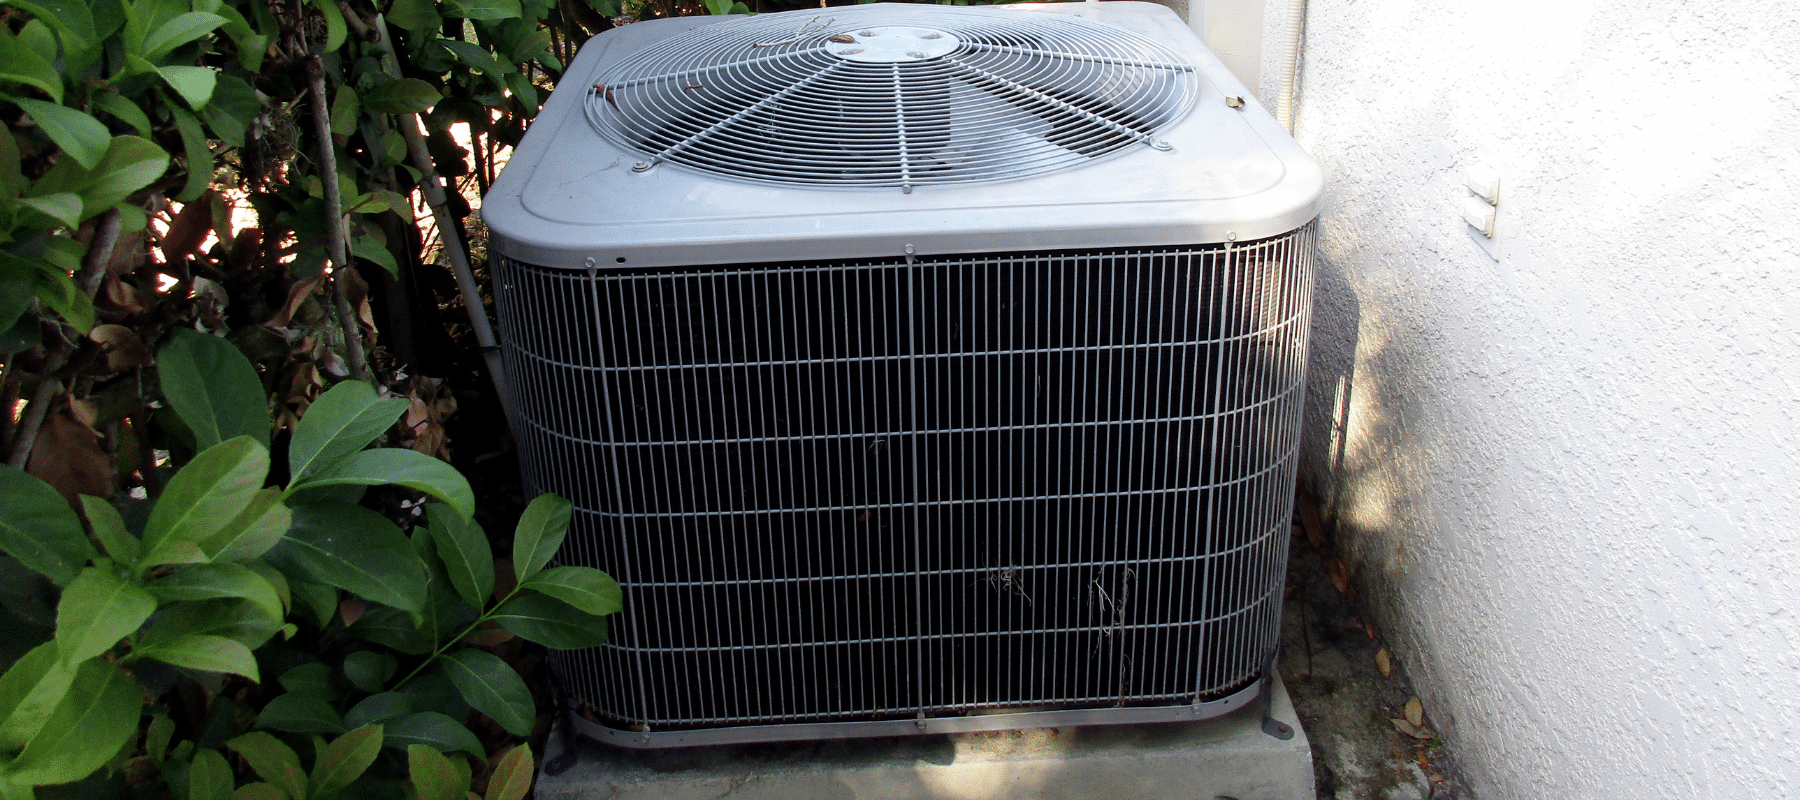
[494, 224, 1314, 736]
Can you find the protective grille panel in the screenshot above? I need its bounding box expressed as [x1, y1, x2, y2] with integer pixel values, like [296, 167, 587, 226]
[587, 5, 1198, 189]
[496, 225, 1314, 733]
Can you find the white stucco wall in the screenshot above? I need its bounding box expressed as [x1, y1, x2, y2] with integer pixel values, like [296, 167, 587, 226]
[1278, 0, 1800, 797]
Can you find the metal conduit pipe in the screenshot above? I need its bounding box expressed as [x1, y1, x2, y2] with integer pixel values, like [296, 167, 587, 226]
[1275, 0, 1307, 132]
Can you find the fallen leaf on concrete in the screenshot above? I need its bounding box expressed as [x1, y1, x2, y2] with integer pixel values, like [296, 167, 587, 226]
[1376, 648, 1392, 677]
[1326, 558, 1348, 594]
[1404, 696, 1424, 728]
[1390, 717, 1435, 740]
[1364, 619, 1377, 640]
[1296, 486, 1325, 549]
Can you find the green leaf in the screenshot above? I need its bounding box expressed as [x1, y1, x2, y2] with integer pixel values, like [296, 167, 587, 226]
[3, 0, 97, 53]
[521, 566, 621, 618]
[290, 450, 474, 523]
[350, 235, 400, 278]
[232, 782, 287, 800]
[440, 39, 513, 77]
[344, 605, 433, 654]
[169, 105, 210, 202]
[361, 78, 442, 114]
[328, 85, 358, 137]
[79, 495, 139, 567]
[445, 0, 520, 19]
[16, 193, 83, 229]
[201, 487, 291, 563]
[146, 562, 283, 620]
[310, 725, 383, 800]
[309, 0, 345, 51]
[512, 493, 571, 582]
[342, 692, 410, 729]
[141, 11, 226, 59]
[157, 64, 217, 108]
[484, 743, 532, 800]
[439, 650, 533, 737]
[134, 634, 259, 681]
[386, 0, 440, 30]
[157, 328, 269, 450]
[0, 464, 95, 586]
[0, 27, 63, 103]
[28, 135, 169, 221]
[255, 693, 345, 735]
[426, 504, 492, 611]
[265, 502, 426, 615]
[277, 663, 341, 701]
[407, 744, 466, 800]
[6, 659, 140, 787]
[0, 642, 77, 751]
[145, 713, 174, 761]
[225, 732, 307, 800]
[54, 565, 156, 665]
[140, 437, 270, 567]
[187, 748, 234, 800]
[91, 92, 152, 137]
[387, 713, 484, 758]
[492, 593, 609, 649]
[199, 73, 257, 148]
[0, 126, 22, 197]
[140, 598, 281, 650]
[341, 651, 397, 694]
[287, 579, 338, 629]
[287, 381, 406, 483]
[15, 99, 108, 170]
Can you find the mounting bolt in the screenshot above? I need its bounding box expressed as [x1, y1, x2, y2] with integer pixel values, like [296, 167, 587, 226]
[1152, 139, 1173, 151]
[632, 161, 652, 172]
[904, 244, 915, 255]
[907, 51, 924, 58]
[1226, 231, 1238, 241]
[923, 31, 941, 38]
[584, 257, 597, 267]
[859, 29, 873, 35]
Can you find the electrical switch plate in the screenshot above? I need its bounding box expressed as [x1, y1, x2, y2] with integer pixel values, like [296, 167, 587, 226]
[1462, 195, 1496, 237]
[1463, 163, 1500, 205]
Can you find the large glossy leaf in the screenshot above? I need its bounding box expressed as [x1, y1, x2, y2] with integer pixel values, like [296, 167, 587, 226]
[16, 193, 82, 229]
[310, 725, 382, 800]
[286, 381, 405, 483]
[140, 598, 281, 650]
[140, 11, 225, 59]
[427, 503, 492, 610]
[512, 493, 571, 582]
[157, 328, 268, 450]
[308, 0, 345, 50]
[169, 104, 209, 202]
[27, 135, 169, 221]
[15, 99, 107, 170]
[386, 712, 484, 758]
[407, 744, 467, 800]
[444, 0, 520, 20]
[78, 495, 138, 566]
[147, 562, 283, 620]
[0, 642, 76, 750]
[521, 566, 621, 618]
[55, 565, 156, 665]
[0, 464, 95, 586]
[91, 92, 150, 136]
[225, 732, 307, 800]
[342, 692, 410, 730]
[290, 449, 473, 522]
[2, 0, 97, 52]
[344, 604, 434, 654]
[7, 659, 140, 786]
[276, 663, 340, 701]
[385, 0, 440, 32]
[254, 693, 344, 735]
[140, 437, 268, 567]
[187, 748, 234, 800]
[201, 487, 290, 563]
[440, 650, 533, 737]
[134, 634, 258, 681]
[156, 64, 216, 108]
[0, 29, 62, 102]
[265, 502, 426, 615]
[492, 593, 609, 650]
[361, 78, 442, 114]
[485, 744, 533, 800]
[342, 651, 397, 694]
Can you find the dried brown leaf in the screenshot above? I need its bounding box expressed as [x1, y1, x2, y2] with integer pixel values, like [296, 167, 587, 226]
[1326, 558, 1349, 594]
[338, 267, 378, 341]
[827, 34, 855, 43]
[266, 273, 327, 328]
[1364, 618, 1377, 640]
[227, 227, 264, 273]
[89, 324, 154, 371]
[1375, 648, 1392, 678]
[1404, 696, 1424, 728]
[1390, 717, 1433, 740]
[107, 229, 147, 276]
[1296, 485, 1325, 549]
[339, 596, 367, 627]
[99, 275, 147, 315]
[160, 198, 213, 265]
[28, 406, 112, 503]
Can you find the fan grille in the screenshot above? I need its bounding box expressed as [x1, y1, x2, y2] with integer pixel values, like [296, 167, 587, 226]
[587, 5, 1199, 189]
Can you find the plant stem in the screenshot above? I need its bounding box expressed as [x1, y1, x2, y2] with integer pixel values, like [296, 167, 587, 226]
[391, 584, 524, 691]
[5, 209, 122, 467]
[304, 54, 374, 384]
[368, 12, 517, 430]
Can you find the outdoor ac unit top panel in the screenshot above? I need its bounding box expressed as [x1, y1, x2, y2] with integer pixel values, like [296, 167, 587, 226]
[482, 2, 1324, 270]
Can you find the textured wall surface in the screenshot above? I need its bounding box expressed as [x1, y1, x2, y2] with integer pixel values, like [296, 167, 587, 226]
[1278, 0, 1800, 797]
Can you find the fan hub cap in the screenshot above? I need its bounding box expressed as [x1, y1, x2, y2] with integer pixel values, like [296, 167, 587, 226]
[826, 27, 960, 63]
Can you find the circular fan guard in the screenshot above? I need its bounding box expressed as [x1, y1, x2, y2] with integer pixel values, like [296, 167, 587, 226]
[586, 5, 1199, 190]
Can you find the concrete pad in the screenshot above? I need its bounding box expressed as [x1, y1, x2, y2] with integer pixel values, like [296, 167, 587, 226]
[538, 674, 1313, 800]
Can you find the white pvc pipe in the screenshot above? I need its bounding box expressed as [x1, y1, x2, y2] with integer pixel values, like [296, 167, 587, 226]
[1276, 0, 1307, 132]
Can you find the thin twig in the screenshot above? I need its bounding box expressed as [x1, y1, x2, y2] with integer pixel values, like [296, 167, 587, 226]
[752, 15, 831, 47]
[5, 209, 122, 467]
[304, 55, 373, 383]
[370, 12, 517, 429]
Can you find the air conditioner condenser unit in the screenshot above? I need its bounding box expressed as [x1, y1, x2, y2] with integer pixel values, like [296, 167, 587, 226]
[483, 0, 1323, 748]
